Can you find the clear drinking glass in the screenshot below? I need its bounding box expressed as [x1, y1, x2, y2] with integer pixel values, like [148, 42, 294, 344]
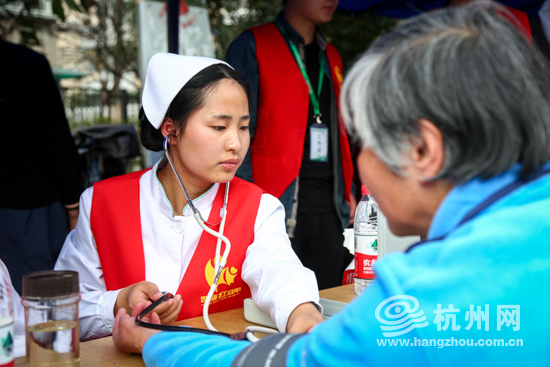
[22, 271, 80, 367]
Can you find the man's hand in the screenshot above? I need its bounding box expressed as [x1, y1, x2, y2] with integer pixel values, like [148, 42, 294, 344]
[115, 281, 183, 324]
[65, 203, 79, 231]
[113, 301, 160, 354]
[286, 302, 324, 333]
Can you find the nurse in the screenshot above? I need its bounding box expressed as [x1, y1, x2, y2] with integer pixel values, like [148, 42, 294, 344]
[55, 53, 323, 341]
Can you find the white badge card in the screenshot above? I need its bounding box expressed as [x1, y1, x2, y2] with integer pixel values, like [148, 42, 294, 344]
[310, 124, 328, 162]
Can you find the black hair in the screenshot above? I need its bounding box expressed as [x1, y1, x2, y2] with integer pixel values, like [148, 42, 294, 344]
[140, 63, 250, 152]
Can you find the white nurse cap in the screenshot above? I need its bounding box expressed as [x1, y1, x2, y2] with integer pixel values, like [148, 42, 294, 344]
[142, 53, 231, 129]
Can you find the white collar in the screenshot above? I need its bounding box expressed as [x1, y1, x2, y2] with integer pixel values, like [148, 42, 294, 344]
[150, 160, 219, 218]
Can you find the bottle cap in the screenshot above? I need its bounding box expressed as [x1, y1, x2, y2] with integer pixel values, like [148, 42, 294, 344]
[361, 185, 370, 195]
[22, 271, 79, 298]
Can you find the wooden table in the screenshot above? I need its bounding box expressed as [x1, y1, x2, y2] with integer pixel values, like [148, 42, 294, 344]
[15, 285, 355, 366]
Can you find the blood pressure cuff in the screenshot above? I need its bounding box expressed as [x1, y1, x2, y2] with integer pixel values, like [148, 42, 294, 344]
[230, 333, 305, 367]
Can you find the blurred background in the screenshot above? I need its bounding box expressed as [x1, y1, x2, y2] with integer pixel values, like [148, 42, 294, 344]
[0, 0, 394, 129]
[1, 0, 545, 184]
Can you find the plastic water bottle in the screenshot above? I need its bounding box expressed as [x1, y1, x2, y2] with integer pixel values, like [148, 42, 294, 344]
[354, 185, 378, 295]
[0, 263, 14, 367]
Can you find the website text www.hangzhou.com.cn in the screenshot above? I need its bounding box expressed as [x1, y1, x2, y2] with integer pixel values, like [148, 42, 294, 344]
[376, 337, 523, 348]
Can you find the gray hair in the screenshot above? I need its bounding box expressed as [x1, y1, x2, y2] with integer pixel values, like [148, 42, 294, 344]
[342, 3, 550, 182]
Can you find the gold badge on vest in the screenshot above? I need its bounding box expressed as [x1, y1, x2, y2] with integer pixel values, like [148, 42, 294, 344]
[202, 258, 242, 305]
[334, 65, 343, 86]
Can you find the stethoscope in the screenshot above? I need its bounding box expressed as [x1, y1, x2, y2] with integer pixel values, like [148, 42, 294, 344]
[135, 133, 277, 342]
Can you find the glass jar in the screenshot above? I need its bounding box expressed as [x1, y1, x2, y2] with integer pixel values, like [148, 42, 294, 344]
[22, 271, 80, 367]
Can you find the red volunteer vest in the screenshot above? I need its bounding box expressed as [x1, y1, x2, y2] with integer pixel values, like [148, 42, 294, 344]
[250, 23, 353, 202]
[90, 169, 263, 321]
[501, 6, 532, 41]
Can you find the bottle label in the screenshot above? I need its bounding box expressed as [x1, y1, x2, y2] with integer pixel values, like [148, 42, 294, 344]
[0, 319, 14, 367]
[343, 269, 355, 285]
[355, 234, 378, 280]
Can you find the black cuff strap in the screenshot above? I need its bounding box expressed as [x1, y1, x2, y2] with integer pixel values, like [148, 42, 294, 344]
[230, 333, 304, 367]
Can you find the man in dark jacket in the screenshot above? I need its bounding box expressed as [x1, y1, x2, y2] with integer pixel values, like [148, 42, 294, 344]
[0, 37, 82, 293]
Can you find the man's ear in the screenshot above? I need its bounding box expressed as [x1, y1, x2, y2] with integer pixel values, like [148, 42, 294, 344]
[410, 118, 445, 181]
[160, 117, 177, 140]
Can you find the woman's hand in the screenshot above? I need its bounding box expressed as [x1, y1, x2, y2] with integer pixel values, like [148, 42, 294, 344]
[115, 281, 183, 324]
[153, 293, 183, 325]
[113, 301, 160, 354]
[286, 302, 324, 333]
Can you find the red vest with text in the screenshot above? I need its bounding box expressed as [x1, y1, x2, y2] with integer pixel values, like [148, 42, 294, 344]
[250, 22, 353, 201]
[89, 169, 263, 321]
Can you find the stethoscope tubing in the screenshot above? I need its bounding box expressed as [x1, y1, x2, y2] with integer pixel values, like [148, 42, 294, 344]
[135, 135, 278, 342]
[161, 135, 232, 333]
[135, 292, 231, 337]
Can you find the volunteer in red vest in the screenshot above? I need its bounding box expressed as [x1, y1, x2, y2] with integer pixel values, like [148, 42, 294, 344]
[55, 53, 323, 341]
[226, 0, 354, 290]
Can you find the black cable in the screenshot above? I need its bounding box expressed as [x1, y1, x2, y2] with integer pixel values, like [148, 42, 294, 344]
[135, 291, 239, 338]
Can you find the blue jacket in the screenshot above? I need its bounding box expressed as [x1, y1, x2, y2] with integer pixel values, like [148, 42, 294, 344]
[142, 162, 550, 366]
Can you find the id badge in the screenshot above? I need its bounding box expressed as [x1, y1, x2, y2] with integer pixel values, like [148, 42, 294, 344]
[310, 123, 328, 162]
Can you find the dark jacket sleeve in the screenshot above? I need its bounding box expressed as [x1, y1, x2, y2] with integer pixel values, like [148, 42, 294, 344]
[0, 40, 82, 209]
[226, 31, 258, 184]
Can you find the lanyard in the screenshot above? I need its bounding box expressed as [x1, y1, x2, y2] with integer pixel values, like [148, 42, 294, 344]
[406, 167, 550, 253]
[275, 19, 326, 124]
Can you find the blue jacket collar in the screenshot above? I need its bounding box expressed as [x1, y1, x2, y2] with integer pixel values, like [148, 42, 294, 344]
[428, 162, 550, 240]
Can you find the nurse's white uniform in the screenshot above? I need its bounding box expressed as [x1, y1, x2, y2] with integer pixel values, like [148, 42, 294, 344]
[55, 162, 321, 341]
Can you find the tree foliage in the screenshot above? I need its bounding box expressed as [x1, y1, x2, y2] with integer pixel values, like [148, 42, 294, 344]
[202, 0, 279, 58]
[76, 0, 139, 94]
[57, 0, 138, 122]
[321, 10, 396, 71]
[0, 0, 92, 45]
[199, 0, 395, 70]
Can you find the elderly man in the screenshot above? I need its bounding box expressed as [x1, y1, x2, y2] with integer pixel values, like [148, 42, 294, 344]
[112, 4, 550, 366]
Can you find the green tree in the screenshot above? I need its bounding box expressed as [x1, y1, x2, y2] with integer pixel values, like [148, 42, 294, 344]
[62, 0, 139, 119]
[80, 0, 139, 95]
[200, 0, 395, 68]
[321, 10, 396, 71]
[200, 0, 279, 58]
[0, 0, 91, 45]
